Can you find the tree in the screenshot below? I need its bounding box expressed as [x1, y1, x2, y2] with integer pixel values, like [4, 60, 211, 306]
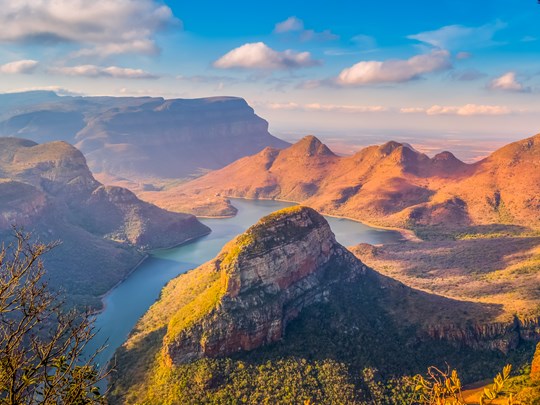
[0, 229, 106, 404]
[530, 343, 540, 383]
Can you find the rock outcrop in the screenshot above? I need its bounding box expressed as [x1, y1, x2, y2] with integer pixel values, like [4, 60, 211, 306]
[163, 206, 366, 364]
[424, 317, 540, 354]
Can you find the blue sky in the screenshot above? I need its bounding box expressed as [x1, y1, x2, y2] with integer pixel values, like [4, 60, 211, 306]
[0, 0, 539, 160]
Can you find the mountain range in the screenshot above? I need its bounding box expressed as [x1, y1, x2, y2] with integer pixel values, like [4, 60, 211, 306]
[147, 133, 540, 232]
[0, 91, 289, 185]
[0, 137, 209, 309]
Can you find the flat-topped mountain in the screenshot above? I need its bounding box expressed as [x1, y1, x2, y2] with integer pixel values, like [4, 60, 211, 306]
[0, 92, 289, 182]
[110, 207, 533, 404]
[0, 137, 210, 308]
[150, 133, 540, 231]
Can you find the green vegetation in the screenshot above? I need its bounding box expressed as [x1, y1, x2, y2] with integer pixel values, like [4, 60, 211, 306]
[110, 268, 535, 404]
[412, 224, 540, 242]
[165, 274, 225, 343]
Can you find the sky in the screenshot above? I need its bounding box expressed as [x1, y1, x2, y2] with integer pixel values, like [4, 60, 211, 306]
[0, 0, 539, 160]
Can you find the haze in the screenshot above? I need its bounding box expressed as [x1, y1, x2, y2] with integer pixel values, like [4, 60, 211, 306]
[1, 0, 539, 161]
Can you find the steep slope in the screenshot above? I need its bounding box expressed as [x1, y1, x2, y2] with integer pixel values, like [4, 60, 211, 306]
[144, 136, 469, 228]
[154, 133, 540, 232]
[0, 92, 290, 182]
[0, 138, 210, 308]
[110, 207, 535, 404]
[435, 133, 540, 226]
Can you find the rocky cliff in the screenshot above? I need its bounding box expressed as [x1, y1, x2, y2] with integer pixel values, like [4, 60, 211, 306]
[0, 92, 290, 182]
[163, 206, 366, 364]
[424, 317, 540, 354]
[111, 206, 537, 404]
[0, 137, 210, 308]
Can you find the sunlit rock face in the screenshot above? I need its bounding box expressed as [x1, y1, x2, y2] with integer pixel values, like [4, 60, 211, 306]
[163, 206, 367, 365]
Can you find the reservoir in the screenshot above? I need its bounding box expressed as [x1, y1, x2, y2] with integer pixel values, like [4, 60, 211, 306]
[88, 199, 402, 368]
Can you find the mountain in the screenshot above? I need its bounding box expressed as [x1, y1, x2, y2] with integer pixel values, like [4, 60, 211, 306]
[0, 92, 289, 183]
[0, 137, 210, 309]
[110, 206, 534, 404]
[149, 133, 540, 232]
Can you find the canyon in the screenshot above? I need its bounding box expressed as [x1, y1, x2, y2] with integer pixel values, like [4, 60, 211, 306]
[110, 206, 536, 404]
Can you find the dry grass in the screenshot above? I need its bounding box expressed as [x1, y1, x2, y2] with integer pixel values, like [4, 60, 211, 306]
[351, 236, 540, 322]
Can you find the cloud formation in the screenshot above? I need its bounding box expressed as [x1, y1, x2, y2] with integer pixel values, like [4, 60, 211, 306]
[408, 21, 506, 50]
[53, 65, 158, 79]
[0, 59, 39, 74]
[274, 17, 304, 33]
[0, 0, 178, 56]
[274, 16, 338, 41]
[214, 42, 320, 70]
[401, 104, 512, 116]
[450, 69, 487, 81]
[488, 72, 528, 92]
[336, 50, 451, 85]
[264, 102, 387, 113]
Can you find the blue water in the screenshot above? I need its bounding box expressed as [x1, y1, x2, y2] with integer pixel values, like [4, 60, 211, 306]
[87, 199, 402, 369]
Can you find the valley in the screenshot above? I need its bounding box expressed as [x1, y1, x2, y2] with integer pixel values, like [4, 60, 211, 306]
[109, 206, 536, 404]
[86, 199, 403, 370]
[1, 93, 539, 404]
[2, 1, 540, 403]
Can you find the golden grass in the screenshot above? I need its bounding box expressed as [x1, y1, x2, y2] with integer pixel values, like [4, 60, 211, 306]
[352, 237, 540, 322]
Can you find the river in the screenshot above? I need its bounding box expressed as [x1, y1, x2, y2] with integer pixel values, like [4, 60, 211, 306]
[88, 199, 402, 369]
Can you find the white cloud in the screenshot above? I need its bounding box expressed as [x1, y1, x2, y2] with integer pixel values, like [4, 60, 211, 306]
[274, 16, 304, 33]
[0, 59, 39, 74]
[0, 0, 178, 56]
[304, 103, 387, 113]
[488, 72, 527, 92]
[265, 102, 301, 110]
[401, 104, 512, 116]
[53, 65, 158, 79]
[336, 50, 451, 86]
[263, 102, 387, 113]
[400, 107, 425, 114]
[455, 52, 472, 60]
[214, 42, 320, 70]
[2, 86, 83, 96]
[274, 16, 338, 41]
[408, 21, 506, 50]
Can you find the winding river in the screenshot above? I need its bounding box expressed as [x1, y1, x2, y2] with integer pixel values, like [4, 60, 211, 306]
[88, 199, 402, 369]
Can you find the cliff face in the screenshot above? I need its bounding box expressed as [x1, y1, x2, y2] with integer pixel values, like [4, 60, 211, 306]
[0, 93, 290, 182]
[0, 137, 210, 308]
[112, 206, 538, 404]
[163, 206, 366, 364]
[424, 317, 540, 354]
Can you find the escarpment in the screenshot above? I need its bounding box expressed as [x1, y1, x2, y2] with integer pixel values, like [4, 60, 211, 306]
[0, 93, 290, 182]
[163, 206, 367, 364]
[424, 317, 540, 354]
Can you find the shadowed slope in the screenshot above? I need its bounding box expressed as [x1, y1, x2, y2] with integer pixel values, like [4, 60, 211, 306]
[0, 137, 210, 309]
